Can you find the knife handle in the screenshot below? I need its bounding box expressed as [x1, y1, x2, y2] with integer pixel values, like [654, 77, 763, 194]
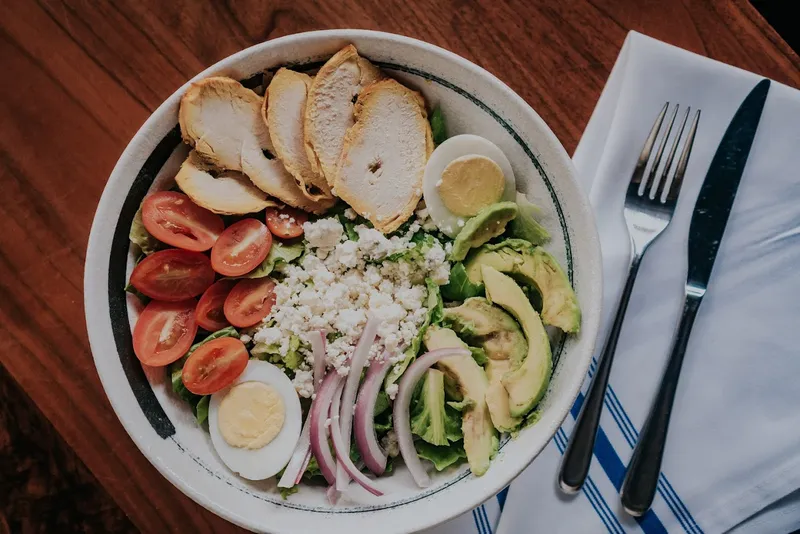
[620, 293, 702, 516]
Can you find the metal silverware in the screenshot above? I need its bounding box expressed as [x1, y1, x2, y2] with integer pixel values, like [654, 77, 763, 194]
[559, 102, 701, 493]
[620, 79, 771, 516]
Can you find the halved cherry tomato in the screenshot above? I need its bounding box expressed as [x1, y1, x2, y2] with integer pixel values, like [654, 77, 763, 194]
[133, 299, 198, 366]
[211, 219, 273, 277]
[265, 207, 308, 239]
[223, 277, 277, 328]
[142, 191, 224, 251]
[130, 249, 215, 301]
[196, 279, 236, 331]
[181, 337, 249, 395]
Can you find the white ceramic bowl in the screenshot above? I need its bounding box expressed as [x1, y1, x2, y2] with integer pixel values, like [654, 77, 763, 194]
[84, 30, 602, 534]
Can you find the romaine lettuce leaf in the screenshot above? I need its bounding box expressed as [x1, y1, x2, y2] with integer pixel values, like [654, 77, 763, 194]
[507, 192, 550, 245]
[242, 241, 304, 279]
[129, 205, 164, 255]
[410, 368, 462, 446]
[415, 440, 467, 471]
[430, 106, 448, 146]
[441, 262, 484, 302]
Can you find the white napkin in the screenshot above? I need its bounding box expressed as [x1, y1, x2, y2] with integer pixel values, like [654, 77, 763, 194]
[495, 31, 800, 534]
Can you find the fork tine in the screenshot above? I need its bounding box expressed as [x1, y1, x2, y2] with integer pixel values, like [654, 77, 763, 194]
[631, 103, 669, 194]
[644, 104, 679, 197]
[651, 106, 691, 200]
[661, 109, 701, 203]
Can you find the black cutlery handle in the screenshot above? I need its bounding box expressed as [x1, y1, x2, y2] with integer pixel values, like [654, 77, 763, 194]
[620, 293, 702, 516]
[558, 255, 643, 493]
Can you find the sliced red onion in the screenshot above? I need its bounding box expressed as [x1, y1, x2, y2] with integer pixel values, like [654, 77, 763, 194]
[355, 357, 392, 475]
[326, 484, 341, 505]
[330, 412, 384, 496]
[309, 372, 343, 486]
[310, 330, 327, 386]
[393, 347, 471, 488]
[328, 380, 346, 502]
[336, 314, 381, 490]
[277, 416, 312, 488]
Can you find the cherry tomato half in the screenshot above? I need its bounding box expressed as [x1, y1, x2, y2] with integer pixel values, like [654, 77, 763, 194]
[195, 279, 236, 331]
[130, 249, 215, 301]
[133, 299, 198, 366]
[211, 219, 272, 277]
[142, 191, 224, 251]
[181, 337, 249, 395]
[223, 277, 277, 328]
[265, 207, 308, 239]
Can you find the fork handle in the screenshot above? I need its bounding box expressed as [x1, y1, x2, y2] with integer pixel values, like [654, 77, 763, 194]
[558, 254, 644, 493]
[620, 293, 702, 516]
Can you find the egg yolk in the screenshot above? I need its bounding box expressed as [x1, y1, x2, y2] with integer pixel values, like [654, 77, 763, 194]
[218, 381, 285, 450]
[438, 154, 505, 217]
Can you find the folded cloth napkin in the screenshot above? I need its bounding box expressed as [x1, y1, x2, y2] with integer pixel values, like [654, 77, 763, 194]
[495, 31, 800, 534]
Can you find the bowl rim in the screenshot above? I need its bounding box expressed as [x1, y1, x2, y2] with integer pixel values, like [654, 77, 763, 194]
[84, 28, 602, 533]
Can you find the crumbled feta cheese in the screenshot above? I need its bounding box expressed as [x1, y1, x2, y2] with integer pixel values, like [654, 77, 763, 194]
[293, 370, 314, 398]
[303, 218, 344, 254]
[385, 383, 399, 400]
[239, 334, 252, 344]
[457, 219, 465, 228]
[343, 208, 357, 220]
[381, 430, 400, 457]
[253, 327, 281, 345]
[255, 213, 451, 395]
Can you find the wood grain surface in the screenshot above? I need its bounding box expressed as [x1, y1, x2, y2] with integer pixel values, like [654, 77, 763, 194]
[0, 1, 797, 532]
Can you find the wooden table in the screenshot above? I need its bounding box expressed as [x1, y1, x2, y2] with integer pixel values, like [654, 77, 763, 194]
[1, 1, 798, 532]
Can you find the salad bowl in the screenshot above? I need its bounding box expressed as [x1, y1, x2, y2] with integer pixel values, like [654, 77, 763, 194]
[84, 29, 602, 534]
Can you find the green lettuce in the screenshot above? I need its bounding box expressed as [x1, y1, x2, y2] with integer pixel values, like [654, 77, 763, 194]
[430, 106, 448, 146]
[508, 192, 550, 245]
[469, 346, 488, 366]
[129, 205, 164, 255]
[251, 334, 303, 370]
[410, 368, 462, 446]
[415, 440, 467, 471]
[242, 241, 304, 279]
[441, 262, 484, 302]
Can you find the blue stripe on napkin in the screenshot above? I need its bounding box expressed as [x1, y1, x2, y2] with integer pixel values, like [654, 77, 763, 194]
[472, 509, 484, 534]
[587, 359, 703, 534]
[553, 429, 625, 533]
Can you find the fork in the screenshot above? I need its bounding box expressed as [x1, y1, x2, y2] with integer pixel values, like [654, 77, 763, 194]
[558, 103, 701, 494]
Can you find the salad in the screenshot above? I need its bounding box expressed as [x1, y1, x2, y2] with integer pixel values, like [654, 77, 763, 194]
[124, 44, 581, 501]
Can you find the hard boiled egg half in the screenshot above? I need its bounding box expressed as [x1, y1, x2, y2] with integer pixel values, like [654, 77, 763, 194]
[423, 134, 516, 237]
[209, 360, 302, 480]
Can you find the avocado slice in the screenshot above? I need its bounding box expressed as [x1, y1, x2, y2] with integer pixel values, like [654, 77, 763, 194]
[443, 298, 527, 431]
[464, 239, 580, 333]
[485, 359, 521, 431]
[481, 265, 552, 418]
[423, 326, 498, 476]
[449, 202, 518, 262]
[443, 297, 527, 365]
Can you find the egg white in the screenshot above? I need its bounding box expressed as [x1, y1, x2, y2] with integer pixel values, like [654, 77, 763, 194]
[209, 360, 302, 480]
[423, 134, 516, 237]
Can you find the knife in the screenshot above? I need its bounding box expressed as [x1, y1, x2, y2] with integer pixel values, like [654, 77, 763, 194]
[619, 79, 771, 516]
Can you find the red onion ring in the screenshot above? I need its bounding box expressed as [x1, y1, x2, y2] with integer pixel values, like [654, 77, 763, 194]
[393, 347, 471, 488]
[309, 372, 343, 485]
[354, 357, 392, 475]
[330, 412, 385, 496]
[335, 314, 380, 490]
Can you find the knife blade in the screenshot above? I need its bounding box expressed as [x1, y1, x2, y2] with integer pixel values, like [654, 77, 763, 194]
[686, 78, 770, 295]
